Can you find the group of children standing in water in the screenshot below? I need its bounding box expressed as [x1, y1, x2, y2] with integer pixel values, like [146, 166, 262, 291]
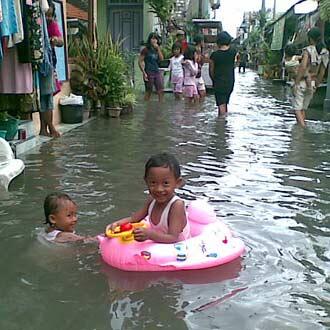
[169, 37, 207, 103]
[139, 27, 329, 126]
[138, 30, 237, 117]
[138, 31, 207, 103]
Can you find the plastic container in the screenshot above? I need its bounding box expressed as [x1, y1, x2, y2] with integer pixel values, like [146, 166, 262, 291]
[60, 104, 83, 124]
[0, 116, 19, 140]
[0, 130, 7, 139]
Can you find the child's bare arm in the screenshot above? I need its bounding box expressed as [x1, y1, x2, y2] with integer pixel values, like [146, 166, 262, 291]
[54, 232, 86, 243]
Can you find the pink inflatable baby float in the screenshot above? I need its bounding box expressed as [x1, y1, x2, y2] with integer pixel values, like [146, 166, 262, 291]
[98, 200, 245, 272]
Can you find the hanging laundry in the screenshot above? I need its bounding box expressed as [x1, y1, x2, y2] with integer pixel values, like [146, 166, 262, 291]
[0, 46, 33, 93]
[17, 0, 43, 66]
[0, 0, 19, 61]
[7, 0, 24, 47]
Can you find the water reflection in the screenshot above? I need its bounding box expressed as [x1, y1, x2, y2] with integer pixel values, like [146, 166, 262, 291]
[104, 258, 243, 330]
[102, 258, 242, 292]
[1, 71, 330, 329]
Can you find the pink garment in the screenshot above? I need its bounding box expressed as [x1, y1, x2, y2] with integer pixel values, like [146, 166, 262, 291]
[184, 84, 198, 98]
[147, 195, 190, 241]
[0, 46, 33, 93]
[172, 75, 183, 93]
[183, 60, 198, 86]
[47, 20, 62, 38]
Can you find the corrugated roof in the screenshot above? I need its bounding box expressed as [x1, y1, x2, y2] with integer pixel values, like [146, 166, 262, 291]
[67, 0, 88, 11]
[66, 2, 88, 21]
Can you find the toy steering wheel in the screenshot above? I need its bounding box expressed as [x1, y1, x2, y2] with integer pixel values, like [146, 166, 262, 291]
[105, 221, 147, 241]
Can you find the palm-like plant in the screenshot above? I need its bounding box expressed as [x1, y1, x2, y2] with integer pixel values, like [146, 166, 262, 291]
[319, 0, 330, 22]
[73, 33, 128, 107]
[146, 0, 175, 40]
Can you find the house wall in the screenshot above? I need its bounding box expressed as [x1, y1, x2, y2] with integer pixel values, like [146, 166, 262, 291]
[97, 0, 109, 39]
[186, 0, 210, 20]
[143, 0, 157, 41]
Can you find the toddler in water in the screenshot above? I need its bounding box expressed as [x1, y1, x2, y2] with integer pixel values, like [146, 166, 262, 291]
[169, 42, 184, 99]
[108, 153, 190, 243]
[41, 192, 96, 243]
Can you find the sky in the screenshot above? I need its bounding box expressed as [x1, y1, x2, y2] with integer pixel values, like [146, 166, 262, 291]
[216, 0, 304, 37]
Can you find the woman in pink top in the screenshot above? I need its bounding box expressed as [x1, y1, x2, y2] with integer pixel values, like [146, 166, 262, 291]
[182, 45, 199, 103]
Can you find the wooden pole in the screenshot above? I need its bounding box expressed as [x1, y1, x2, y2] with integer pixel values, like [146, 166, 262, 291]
[88, 0, 95, 45]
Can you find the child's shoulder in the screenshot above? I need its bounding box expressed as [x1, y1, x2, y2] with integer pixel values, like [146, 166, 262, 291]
[171, 54, 183, 60]
[54, 231, 85, 243]
[37, 228, 63, 245]
[44, 228, 62, 241]
[40, 227, 85, 244]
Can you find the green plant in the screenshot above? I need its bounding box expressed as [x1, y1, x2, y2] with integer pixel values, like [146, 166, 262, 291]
[320, 0, 330, 22]
[73, 33, 129, 107]
[0, 111, 8, 121]
[0, 94, 31, 119]
[68, 35, 80, 58]
[161, 34, 175, 59]
[146, 0, 175, 40]
[100, 55, 128, 107]
[121, 92, 137, 107]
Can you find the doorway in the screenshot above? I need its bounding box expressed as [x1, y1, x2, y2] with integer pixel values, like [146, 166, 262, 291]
[108, 2, 143, 52]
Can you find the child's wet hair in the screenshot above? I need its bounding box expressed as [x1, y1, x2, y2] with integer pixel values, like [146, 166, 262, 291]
[172, 42, 182, 53]
[184, 45, 196, 61]
[44, 192, 76, 226]
[144, 153, 181, 179]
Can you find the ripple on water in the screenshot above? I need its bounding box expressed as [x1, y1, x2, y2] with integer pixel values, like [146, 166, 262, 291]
[1, 71, 330, 329]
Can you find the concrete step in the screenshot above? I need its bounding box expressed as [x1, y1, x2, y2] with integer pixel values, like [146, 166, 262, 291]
[11, 116, 95, 157]
[17, 120, 36, 140]
[11, 135, 38, 156]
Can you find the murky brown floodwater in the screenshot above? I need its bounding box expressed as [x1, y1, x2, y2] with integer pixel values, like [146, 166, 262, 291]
[1, 70, 330, 330]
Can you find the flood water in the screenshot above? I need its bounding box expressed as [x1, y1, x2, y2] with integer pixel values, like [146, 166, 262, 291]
[1, 70, 330, 330]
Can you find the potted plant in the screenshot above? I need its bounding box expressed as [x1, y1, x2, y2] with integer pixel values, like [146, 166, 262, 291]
[121, 92, 137, 115]
[99, 54, 128, 117]
[73, 33, 129, 118]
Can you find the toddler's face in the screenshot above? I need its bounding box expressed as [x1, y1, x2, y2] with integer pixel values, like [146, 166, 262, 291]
[173, 48, 181, 56]
[145, 166, 181, 205]
[50, 200, 78, 232]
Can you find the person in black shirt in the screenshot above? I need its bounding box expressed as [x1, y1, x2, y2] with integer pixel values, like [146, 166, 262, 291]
[209, 31, 236, 116]
[238, 48, 249, 73]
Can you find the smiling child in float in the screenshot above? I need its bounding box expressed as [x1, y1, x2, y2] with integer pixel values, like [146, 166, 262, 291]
[108, 153, 190, 243]
[41, 192, 97, 244]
